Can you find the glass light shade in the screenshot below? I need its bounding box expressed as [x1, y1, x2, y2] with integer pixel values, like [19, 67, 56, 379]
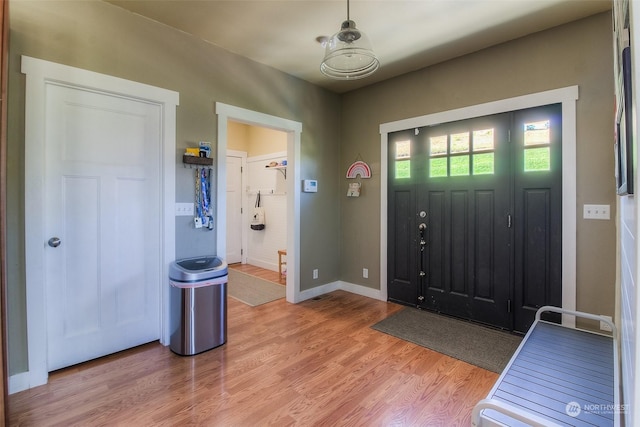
[320, 20, 379, 80]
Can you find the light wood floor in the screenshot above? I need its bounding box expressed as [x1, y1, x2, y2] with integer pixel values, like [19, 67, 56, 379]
[229, 262, 285, 285]
[9, 290, 498, 426]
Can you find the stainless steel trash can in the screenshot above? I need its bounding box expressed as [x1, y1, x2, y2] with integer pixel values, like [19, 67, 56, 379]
[169, 255, 228, 356]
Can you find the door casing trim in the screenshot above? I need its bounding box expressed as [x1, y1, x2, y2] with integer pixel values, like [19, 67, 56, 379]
[21, 56, 178, 391]
[379, 86, 579, 327]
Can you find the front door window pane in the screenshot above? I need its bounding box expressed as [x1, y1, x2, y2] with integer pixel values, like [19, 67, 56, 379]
[473, 153, 494, 175]
[473, 128, 494, 151]
[450, 155, 470, 176]
[430, 158, 447, 177]
[450, 132, 470, 153]
[430, 135, 447, 156]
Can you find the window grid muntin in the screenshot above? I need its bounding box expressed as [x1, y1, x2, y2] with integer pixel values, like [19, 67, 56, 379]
[428, 128, 496, 177]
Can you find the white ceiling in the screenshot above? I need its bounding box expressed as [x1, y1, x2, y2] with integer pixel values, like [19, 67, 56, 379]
[105, 0, 611, 94]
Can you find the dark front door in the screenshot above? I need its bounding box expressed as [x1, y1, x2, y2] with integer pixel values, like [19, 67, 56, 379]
[387, 105, 562, 332]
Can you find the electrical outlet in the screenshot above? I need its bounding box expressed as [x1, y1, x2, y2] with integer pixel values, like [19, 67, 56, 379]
[583, 204, 610, 220]
[313, 269, 318, 279]
[363, 268, 368, 279]
[175, 203, 194, 216]
[600, 315, 613, 332]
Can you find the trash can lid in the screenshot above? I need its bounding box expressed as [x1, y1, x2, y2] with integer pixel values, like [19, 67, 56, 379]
[169, 255, 228, 282]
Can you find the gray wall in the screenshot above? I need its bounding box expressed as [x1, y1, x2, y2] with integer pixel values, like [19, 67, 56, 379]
[339, 12, 617, 321]
[7, 0, 341, 375]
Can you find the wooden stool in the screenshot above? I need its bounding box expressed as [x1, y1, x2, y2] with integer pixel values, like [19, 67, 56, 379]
[278, 249, 287, 279]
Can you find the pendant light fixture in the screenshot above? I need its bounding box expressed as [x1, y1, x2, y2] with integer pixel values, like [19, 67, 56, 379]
[320, 0, 379, 80]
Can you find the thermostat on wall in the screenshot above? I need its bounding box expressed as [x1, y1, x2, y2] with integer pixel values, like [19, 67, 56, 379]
[303, 179, 318, 193]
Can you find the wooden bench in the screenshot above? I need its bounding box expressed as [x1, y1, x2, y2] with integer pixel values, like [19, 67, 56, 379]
[472, 306, 620, 427]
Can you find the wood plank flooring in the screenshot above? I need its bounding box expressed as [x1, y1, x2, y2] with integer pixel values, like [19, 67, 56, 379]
[229, 262, 285, 285]
[9, 290, 498, 426]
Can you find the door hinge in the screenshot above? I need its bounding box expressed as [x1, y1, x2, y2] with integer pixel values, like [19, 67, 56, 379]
[507, 214, 512, 228]
[508, 129, 511, 143]
[241, 249, 244, 255]
[508, 299, 512, 313]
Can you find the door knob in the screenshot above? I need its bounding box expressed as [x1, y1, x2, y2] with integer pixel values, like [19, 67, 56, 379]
[48, 237, 61, 248]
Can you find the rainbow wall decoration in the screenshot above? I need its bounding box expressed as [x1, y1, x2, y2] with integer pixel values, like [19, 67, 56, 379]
[346, 160, 371, 179]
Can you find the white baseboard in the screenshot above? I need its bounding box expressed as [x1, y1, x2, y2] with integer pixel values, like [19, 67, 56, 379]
[9, 371, 45, 395]
[338, 281, 385, 301]
[297, 280, 385, 302]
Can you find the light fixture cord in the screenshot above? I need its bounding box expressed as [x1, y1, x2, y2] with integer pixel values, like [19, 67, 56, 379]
[347, 0, 350, 21]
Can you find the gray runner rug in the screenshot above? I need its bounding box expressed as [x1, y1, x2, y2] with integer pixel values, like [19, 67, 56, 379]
[227, 269, 285, 307]
[372, 308, 522, 373]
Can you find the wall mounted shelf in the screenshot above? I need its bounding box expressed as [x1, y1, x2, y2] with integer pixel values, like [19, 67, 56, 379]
[266, 165, 287, 179]
[183, 154, 213, 169]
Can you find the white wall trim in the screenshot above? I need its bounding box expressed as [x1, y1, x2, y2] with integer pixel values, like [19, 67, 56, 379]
[297, 281, 384, 302]
[20, 56, 178, 392]
[8, 372, 30, 395]
[338, 281, 385, 301]
[380, 86, 579, 327]
[216, 103, 303, 303]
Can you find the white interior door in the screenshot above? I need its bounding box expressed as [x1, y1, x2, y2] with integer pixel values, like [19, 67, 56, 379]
[226, 155, 243, 264]
[44, 84, 161, 371]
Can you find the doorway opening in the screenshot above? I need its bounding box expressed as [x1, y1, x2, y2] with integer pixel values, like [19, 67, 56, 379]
[226, 121, 288, 286]
[215, 103, 303, 303]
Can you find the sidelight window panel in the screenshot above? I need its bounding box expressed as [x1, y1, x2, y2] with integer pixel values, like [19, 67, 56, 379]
[524, 147, 550, 171]
[523, 120, 551, 172]
[395, 140, 411, 179]
[524, 120, 550, 146]
[395, 160, 411, 178]
[396, 140, 411, 159]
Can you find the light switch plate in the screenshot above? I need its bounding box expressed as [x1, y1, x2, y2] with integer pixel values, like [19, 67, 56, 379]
[583, 204, 610, 220]
[175, 203, 194, 216]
